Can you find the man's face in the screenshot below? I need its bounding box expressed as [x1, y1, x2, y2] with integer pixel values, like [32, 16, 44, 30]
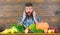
[25, 6, 33, 16]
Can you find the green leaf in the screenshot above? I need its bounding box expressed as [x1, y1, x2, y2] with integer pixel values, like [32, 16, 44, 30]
[29, 24, 36, 33]
[35, 29, 44, 33]
[17, 25, 24, 33]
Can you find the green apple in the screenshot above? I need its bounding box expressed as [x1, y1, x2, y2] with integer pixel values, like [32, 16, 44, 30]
[48, 30, 52, 33]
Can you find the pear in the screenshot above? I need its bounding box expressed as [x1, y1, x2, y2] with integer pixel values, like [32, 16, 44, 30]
[1, 29, 8, 34]
[1, 29, 11, 34]
[11, 26, 19, 33]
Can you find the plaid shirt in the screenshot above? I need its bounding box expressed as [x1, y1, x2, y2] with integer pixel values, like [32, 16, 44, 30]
[18, 15, 40, 27]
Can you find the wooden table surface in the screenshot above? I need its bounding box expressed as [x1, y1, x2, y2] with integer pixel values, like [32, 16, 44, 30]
[0, 33, 60, 35]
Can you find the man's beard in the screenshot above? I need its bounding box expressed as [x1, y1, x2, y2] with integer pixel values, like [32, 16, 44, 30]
[26, 12, 33, 17]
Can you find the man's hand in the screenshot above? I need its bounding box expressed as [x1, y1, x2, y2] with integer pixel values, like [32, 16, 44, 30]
[33, 11, 36, 18]
[23, 11, 26, 20]
[20, 11, 26, 24]
[33, 11, 38, 23]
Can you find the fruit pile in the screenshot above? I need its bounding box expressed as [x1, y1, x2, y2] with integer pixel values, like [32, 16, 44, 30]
[35, 22, 59, 33]
[1, 24, 24, 34]
[0, 22, 59, 34]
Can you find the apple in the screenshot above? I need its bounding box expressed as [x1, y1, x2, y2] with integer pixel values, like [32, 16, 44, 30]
[51, 29, 54, 33]
[48, 29, 52, 33]
[49, 27, 59, 33]
[44, 29, 48, 33]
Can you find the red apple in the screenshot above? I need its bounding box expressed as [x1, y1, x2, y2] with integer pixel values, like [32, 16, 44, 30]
[49, 26, 59, 33]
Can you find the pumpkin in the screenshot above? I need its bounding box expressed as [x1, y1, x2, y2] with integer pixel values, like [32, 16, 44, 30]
[44, 29, 48, 33]
[36, 21, 49, 31]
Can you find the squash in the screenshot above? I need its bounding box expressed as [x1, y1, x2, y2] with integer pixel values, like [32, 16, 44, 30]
[36, 21, 49, 31]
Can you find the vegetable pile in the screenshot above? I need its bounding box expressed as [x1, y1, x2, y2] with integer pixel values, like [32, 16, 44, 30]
[0, 22, 59, 34]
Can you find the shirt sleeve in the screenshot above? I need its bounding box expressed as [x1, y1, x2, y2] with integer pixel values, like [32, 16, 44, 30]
[18, 16, 23, 23]
[36, 15, 41, 22]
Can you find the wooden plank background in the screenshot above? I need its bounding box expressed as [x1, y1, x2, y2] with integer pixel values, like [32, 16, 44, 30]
[0, 0, 60, 32]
